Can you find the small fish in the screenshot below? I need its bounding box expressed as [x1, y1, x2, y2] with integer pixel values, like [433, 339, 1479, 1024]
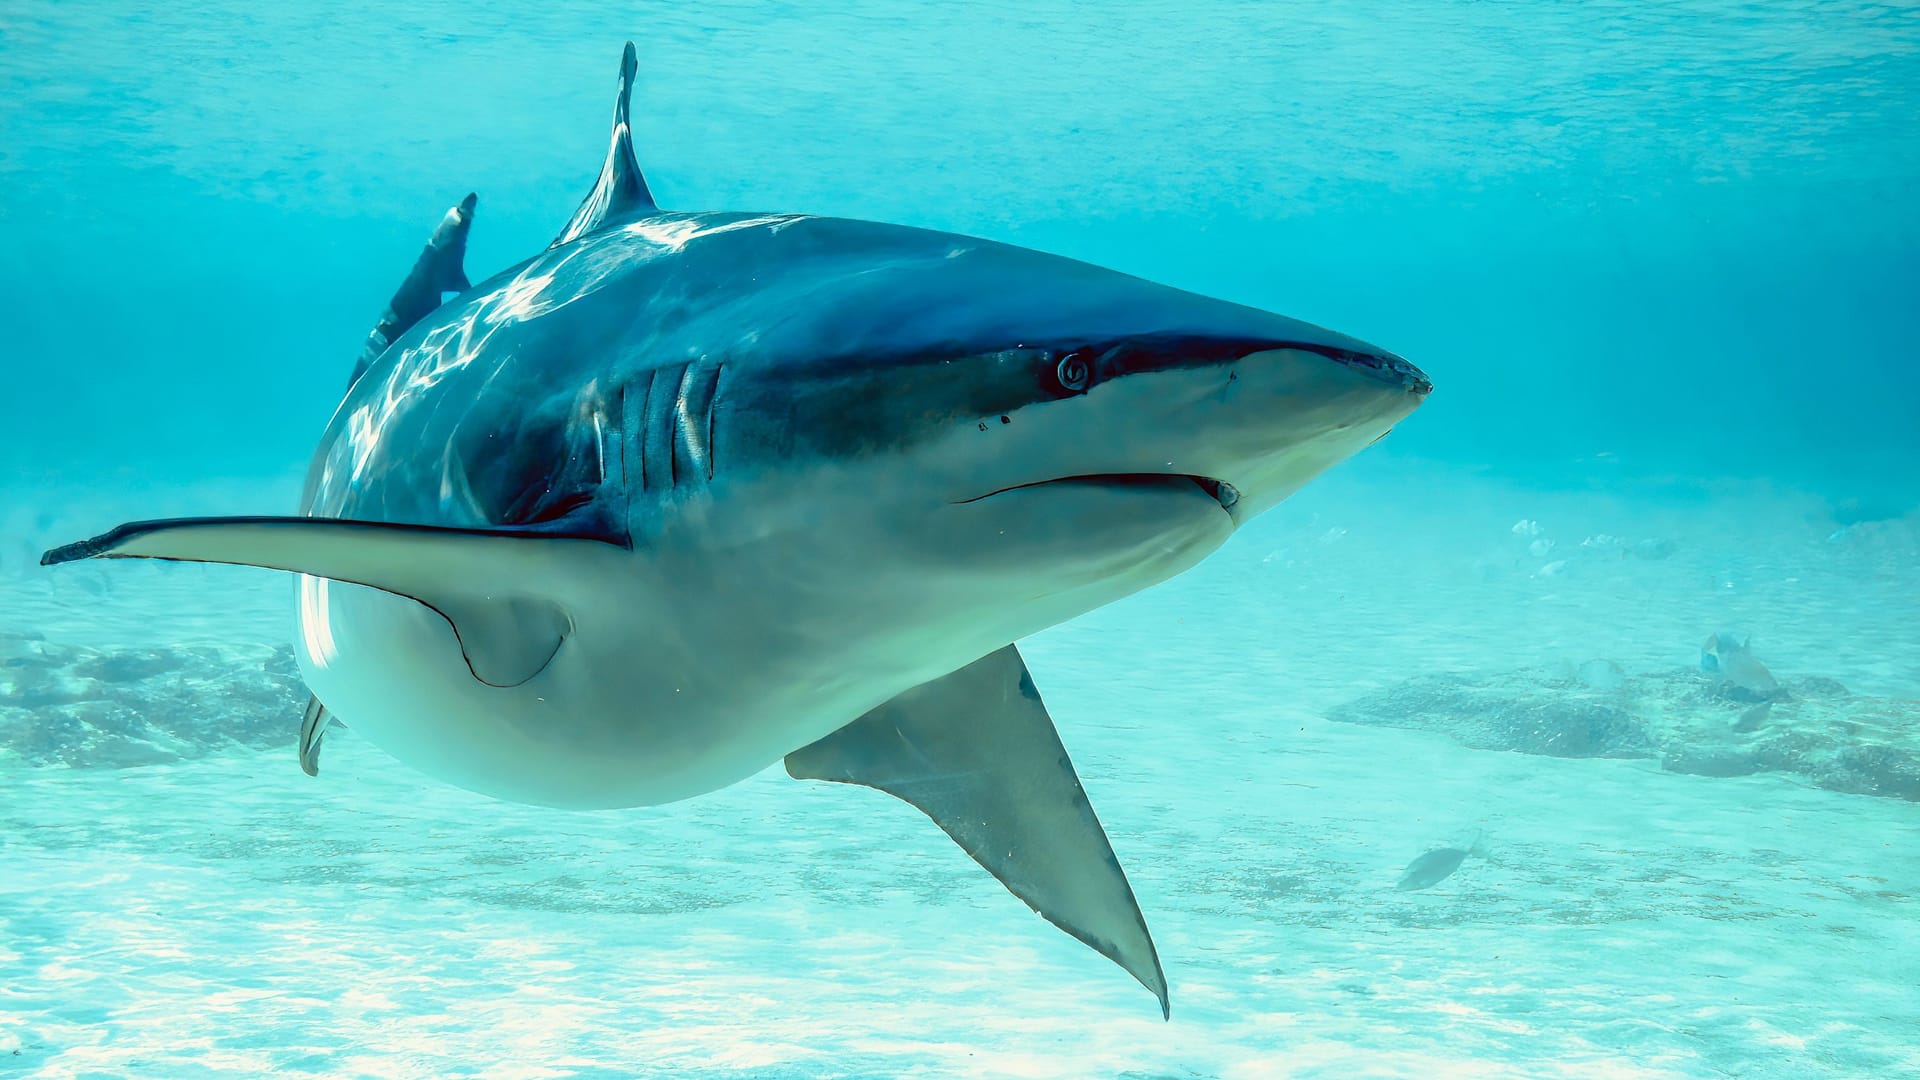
[1700, 633, 1780, 698]
[1396, 835, 1489, 891]
[1732, 701, 1771, 733]
[1699, 631, 1739, 672]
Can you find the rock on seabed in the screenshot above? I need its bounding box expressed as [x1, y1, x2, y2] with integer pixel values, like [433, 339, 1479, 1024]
[0, 633, 303, 768]
[1328, 666, 1920, 802]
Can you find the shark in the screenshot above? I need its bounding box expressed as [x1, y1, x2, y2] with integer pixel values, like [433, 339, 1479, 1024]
[44, 43, 1431, 1017]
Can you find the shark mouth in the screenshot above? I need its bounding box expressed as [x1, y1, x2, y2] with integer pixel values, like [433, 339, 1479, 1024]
[963, 474, 1241, 513]
[1189, 476, 1241, 511]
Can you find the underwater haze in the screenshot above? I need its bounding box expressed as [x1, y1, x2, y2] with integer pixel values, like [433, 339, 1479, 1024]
[3, 2, 1918, 1078]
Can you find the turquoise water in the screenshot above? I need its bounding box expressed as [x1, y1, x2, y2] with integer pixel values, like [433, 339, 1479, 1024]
[3, 3, 1918, 1078]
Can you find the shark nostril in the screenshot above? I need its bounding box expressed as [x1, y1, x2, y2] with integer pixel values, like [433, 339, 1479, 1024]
[1385, 356, 1433, 395]
[1318, 347, 1431, 396]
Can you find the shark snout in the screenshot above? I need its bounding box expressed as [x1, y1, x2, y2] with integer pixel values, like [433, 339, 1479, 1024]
[1227, 344, 1428, 423]
[1316, 345, 1432, 397]
[1157, 342, 1427, 521]
[1364, 353, 1432, 396]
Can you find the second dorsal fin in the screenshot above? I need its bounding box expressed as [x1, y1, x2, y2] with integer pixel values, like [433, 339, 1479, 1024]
[348, 192, 477, 391]
[550, 41, 657, 249]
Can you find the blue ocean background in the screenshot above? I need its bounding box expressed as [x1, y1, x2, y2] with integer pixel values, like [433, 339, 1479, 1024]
[2, 3, 1917, 1077]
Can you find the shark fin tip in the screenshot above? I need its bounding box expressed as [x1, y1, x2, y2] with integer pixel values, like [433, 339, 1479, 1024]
[42, 529, 120, 565]
[548, 42, 657, 249]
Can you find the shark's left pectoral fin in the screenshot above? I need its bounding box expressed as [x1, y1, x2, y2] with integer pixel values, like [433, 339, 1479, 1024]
[786, 644, 1169, 1018]
[43, 516, 623, 688]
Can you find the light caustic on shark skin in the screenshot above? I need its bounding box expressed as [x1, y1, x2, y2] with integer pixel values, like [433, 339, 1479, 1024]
[43, 42, 1432, 1018]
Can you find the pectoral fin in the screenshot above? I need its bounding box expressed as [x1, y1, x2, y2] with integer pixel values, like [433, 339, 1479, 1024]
[43, 516, 622, 688]
[786, 644, 1168, 1018]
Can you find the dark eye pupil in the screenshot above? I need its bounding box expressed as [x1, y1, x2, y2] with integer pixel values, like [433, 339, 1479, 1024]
[1056, 355, 1090, 391]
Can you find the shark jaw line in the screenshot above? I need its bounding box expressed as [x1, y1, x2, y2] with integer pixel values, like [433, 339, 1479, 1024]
[959, 473, 1243, 515]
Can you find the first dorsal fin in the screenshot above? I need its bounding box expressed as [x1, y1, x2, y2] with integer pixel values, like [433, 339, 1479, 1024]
[550, 41, 656, 249]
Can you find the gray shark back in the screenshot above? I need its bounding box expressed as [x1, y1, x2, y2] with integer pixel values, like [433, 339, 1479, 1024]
[307, 205, 1383, 536]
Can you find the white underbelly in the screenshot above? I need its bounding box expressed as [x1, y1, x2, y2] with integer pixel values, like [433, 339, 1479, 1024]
[289, 507, 1205, 811]
[295, 575, 800, 809]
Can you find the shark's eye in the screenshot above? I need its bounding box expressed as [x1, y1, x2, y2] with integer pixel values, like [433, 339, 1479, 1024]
[1055, 353, 1092, 393]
